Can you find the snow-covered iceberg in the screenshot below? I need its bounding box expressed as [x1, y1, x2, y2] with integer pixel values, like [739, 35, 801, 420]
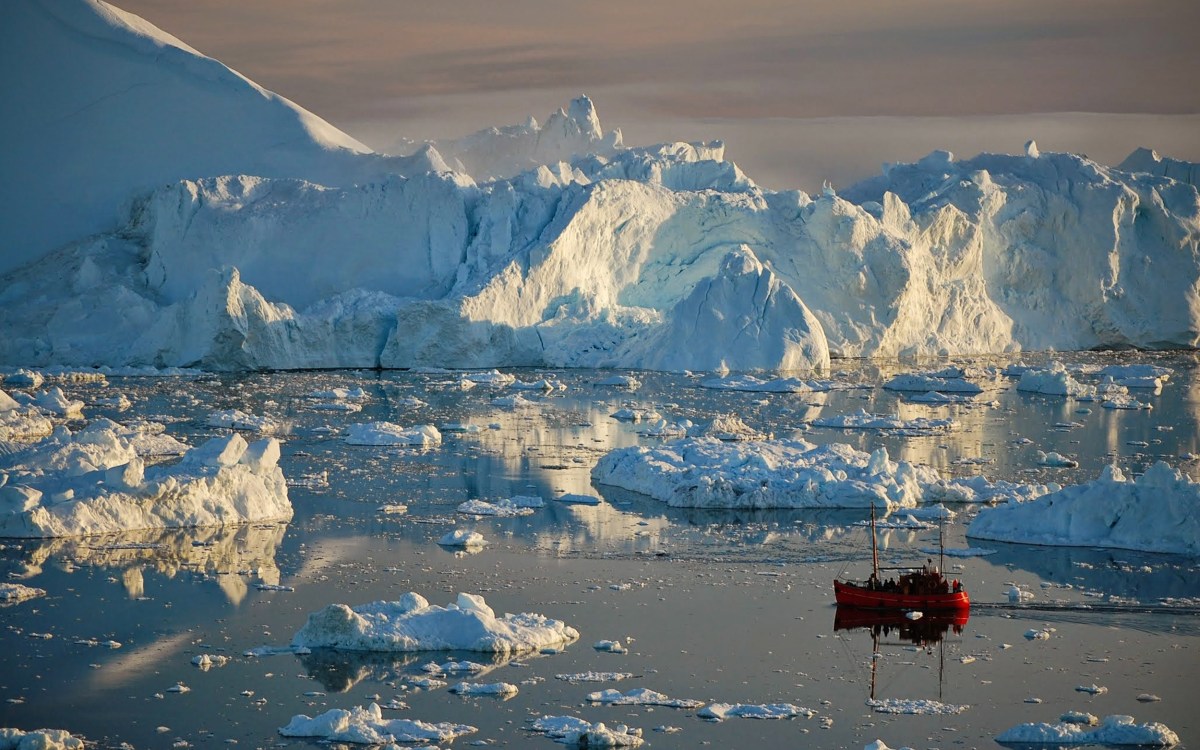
[0, 424, 292, 537]
[292, 592, 579, 654]
[3, 0, 1199, 373]
[968, 462, 1200, 555]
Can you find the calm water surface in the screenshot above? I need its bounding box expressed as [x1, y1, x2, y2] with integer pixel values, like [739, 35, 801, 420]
[2, 353, 1197, 749]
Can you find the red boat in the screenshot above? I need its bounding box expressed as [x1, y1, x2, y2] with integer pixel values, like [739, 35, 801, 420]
[833, 505, 970, 612]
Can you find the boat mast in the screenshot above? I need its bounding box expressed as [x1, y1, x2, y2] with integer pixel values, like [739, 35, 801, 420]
[870, 502, 880, 580]
[938, 520, 945, 575]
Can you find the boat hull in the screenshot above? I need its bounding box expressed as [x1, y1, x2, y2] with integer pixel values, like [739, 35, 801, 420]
[834, 579, 970, 611]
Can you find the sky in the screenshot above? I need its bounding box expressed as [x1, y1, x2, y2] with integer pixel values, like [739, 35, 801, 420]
[113, 0, 1200, 190]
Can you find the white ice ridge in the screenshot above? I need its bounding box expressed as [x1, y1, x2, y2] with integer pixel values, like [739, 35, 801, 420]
[968, 462, 1200, 555]
[0, 423, 291, 537]
[592, 439, 938, 510]
[4, 3, 1200, 373]
[279, 703, 477, 744]
[0, 583, 47, 604]
[291, 592, 580, 654]
[698, 703, 816, 721]
[529, 716, 645, 748]
[995, 714, 1179, 747]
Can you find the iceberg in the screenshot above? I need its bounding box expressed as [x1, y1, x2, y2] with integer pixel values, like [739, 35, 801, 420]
[968, 462, 1200, 555]
[592, 438, 937, 509]
[291, 592, 580, 654]
[3, 0, 1199, 374]
[0, 425, 291, 538]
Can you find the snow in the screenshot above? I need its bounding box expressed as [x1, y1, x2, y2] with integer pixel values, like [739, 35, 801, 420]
[0, 728, 86, 750]
[968, 462, 1200, 555]
[4, 5, 1198, 374]
[996, 714, 1179, 747]
[345, 423, 441, 447]
[0, 427, 291, 537]
[279, 703, 477, 744]
[291, 592, 579, 654]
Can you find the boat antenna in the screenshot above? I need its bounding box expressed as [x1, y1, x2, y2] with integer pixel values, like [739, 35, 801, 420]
[870, 502, 880, 580]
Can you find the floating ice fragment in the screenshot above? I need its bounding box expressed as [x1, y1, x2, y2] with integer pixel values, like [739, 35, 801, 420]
[594, 640, 627, 653]
[279, 703, 477, 744]
[438, 529, 488, 548]
[1076, 684, 1108, 695]
[867, 698, 968, 715]
[996, 714, 1178, 747]
[587, 688, 703, 709]
[449, 681, 518, 697]
[698, 703, 815, 721]
[345, 422, 441, 447]
[291, 592, 579, 654]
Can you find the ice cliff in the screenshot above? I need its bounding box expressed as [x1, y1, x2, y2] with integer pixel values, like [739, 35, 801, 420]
[2, 0, 1198, 373]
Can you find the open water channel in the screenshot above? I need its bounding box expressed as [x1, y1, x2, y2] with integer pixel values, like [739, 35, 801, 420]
[2, 352, 1197, 749]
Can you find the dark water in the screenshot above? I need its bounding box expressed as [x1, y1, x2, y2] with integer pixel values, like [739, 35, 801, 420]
[2, 353, 1197, 749]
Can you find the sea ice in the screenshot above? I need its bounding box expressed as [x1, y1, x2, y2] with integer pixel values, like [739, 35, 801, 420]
[291, 592, 579, 654]
[867, 698, 969, 715]
[698, 703, 815, 721]
[206, 409, 278, 432]
[996, 714, 1179, 747]
[344, 422, 441, 447]
[449, 681, 518, 697]
[438, 529, 488, 548]
[587, 688, 703, 709]
[279, 703, 477, 744]
[593, 438, 938, 509]
[809, 408, 955, 434]
[529, 716, 644, 747]
[457, 497, 542, 516]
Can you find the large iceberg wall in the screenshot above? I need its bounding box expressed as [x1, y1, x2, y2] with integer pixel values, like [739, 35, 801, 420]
[1, 0, 1198, 372]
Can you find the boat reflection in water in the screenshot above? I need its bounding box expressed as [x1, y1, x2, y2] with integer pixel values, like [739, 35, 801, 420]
[833, 605, 969, 702]
[833, 606, 969, 647]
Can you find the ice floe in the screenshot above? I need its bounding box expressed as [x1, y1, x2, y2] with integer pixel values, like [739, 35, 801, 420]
[698, 702, 815, 721]
[291, 592, 579, 654]
[449, 681, 518, 697]
[867, 698, 969, 715]
[809, 408, 955, 434]
[593, 438, 938, 509]
[995, 714, 1178, 747]
[968, 462, 1200, 554]
[587, 688, 703, 709]
[206, 409, 279, 432]
[279, 703, 477, 744]
[457, 496, 543, 517]
[344, 422, 441, 447]
[438, 529, 488, 548]
[529, 716, 644, 747]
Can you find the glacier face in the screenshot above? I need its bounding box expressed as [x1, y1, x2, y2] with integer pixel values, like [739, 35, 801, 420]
[1, 0, 1198, 372]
